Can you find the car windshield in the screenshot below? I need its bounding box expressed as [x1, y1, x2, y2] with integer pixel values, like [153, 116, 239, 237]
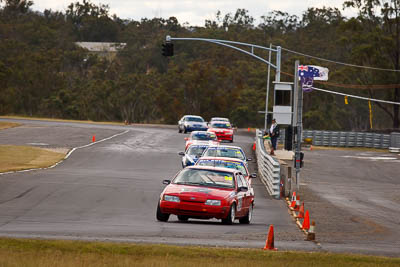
[187, 146, 208, 157]
[174, 168, 235, 188]
[203, 147, 245, 160]
[197, 159, 248, 176]
[211, 122, 231, 129]
[192, 133, 217, 140]
[212, 118, 229, 122]
[187, 117, 204, 122]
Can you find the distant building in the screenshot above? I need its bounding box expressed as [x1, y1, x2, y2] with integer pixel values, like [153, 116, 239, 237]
[75, 42, 127, 61]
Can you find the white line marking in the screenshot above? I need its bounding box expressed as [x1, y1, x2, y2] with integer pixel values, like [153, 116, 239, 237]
[341, 155, 398, 160]
[0, 130, 129, 176]
[27, 143, 49, 146]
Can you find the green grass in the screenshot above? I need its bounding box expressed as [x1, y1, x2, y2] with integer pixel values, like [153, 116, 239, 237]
[0, 145, 66, 172]
[0, 238, 398, 267]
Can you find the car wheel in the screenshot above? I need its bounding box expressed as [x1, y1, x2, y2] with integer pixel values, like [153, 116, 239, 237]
[178, 128, 182, 133]
[184, 127, 187, 133]
[221, 203, 236, 225]
[229, 138, 233, 143]
[156, 202, 170, 222]
[239, 203, 253, 224]
[177, 215, 189, 221]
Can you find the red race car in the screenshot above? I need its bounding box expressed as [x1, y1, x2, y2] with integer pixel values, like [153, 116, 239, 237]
[207, 121, 234, 142]
[156, 166, 255, 224]
[184, 131, 219, 150]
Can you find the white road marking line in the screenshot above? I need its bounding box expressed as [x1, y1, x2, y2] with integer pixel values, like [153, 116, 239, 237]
[27, 143, 49, 146]
[341, 155, 398, 160]
[0, 130, 130, 176]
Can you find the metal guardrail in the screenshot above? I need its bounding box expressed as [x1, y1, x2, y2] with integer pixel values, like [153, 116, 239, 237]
[278, 129, 394, 149]
[391, 132, 400, 149]
[255, 129, 281, 199]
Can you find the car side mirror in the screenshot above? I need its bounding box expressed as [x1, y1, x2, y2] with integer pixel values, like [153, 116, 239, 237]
[250, 173, 257, 178]
[247, 158, 252, 161]
[178, 152, 185, 156]
[162, 180, 171, 185]
[238, 186, 248, 192]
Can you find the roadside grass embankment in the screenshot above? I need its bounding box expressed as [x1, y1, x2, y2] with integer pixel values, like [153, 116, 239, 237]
[0, 145, 66, 173]
[0, 121, 21, 130]
[0, 238, 399, 267]
[0, 115, 176, 128]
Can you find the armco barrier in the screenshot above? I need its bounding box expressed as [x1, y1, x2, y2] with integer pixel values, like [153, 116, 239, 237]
[278, 129, 395, 149]
[255, 129, 281, 199]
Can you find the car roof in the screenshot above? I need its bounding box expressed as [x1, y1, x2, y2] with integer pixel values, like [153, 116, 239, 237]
[184, 115, 203, 118]
[191, 131, 211, 135]
[187, 143, 210, 149]
[190, 140, 217, 146]
[210, 121, 231, 124]
[186, 165, 239, 174]
[197, 156, 246, 164]
[207, 145, 243, 150]
[211, 117, 229, 120]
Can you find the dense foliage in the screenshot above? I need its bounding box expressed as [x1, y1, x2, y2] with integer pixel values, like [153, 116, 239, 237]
[0, 0, 399, 130]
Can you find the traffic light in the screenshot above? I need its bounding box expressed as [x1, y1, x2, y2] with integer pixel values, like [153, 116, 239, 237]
[162, 42, 174, 57]
[294, 151, 304, 168]
[299, 152, 304, 168]
[284, 125, 293, 151]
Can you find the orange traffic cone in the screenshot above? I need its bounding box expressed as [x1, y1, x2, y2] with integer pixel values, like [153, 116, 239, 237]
[310, 145, 313, 151]
[263, 225, 278, 251]
[92, 135, 96, 142]
[252, 142, 256, 151]
[296, 202, 305, 219]
[294, 196, 300, 211]
[290, 192, 296, 208]
[302, 210, 310, 230]
[248, 127, 250, 132]
[307, 220, 316, 241]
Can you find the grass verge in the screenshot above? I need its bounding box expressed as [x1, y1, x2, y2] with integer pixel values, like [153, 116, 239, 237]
[0, 115, 175, 128]
[0, 121, 21, 130]
[0, 238, 399, 267]
[0, 115, 126, 126]
[0, 145, 66, 173]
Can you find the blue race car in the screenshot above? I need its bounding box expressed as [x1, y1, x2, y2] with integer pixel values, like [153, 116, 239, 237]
[178, 144, 210, 168]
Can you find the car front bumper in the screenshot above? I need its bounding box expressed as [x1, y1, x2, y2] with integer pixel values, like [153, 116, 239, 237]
[214, 132, 233, 141]
[160, 200, 229, 219]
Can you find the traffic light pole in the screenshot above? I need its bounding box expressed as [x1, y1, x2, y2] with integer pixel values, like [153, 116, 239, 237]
[294, 60, 303, 191]
[166, 36, 281, 131]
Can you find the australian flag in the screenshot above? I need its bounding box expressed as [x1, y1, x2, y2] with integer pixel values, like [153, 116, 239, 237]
[298, 65, 329, 81]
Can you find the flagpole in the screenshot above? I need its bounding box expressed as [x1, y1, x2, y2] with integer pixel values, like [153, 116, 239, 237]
[294, 60, 302, 191]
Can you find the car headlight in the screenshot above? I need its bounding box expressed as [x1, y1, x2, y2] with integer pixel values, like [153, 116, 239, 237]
[205, 199, 221, 206]
[164, 195, 180, 202]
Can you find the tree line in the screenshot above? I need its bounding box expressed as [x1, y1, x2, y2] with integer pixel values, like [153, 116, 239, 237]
[0, 0, 399, 130]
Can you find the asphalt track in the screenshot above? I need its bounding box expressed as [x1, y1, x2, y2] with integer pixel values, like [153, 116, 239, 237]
[300, 148, 400, 257]
[0, 119, 316, 251]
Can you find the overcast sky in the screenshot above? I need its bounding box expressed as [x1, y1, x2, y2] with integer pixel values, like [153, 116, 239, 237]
[31, 0, 357, 26]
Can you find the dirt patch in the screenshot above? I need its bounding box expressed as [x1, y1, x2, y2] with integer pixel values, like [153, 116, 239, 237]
[0, 122, 21, 130]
